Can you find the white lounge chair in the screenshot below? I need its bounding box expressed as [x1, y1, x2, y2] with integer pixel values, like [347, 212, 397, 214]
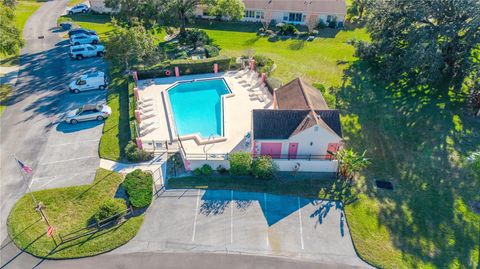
[140, 105, 155, 113]
[141, 111, 156, 120]
[138, 97, 154, 105]
[138, 101, 154, 109]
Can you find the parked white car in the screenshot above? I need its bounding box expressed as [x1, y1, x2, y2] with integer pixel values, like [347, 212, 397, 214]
[67, 4, 89, 15]
[64, 103, 112, 124]
[69, 71, 108, 93]
[69, 44, 104, 60]
[70, 33, 99, 45]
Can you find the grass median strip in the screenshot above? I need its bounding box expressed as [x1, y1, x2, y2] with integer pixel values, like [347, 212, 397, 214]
[7, 168, 144, 258]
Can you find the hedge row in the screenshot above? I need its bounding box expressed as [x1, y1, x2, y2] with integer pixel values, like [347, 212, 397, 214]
[137, 56, 236, 79]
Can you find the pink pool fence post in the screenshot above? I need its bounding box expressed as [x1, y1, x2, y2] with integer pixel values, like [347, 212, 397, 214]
[175, 66, 180, 77]
[136, 137, 143, 150]
[214, 63, 218, 74]
[132, 71, 138, 83]
[261, 73, 267, 83]
[135, 109, 141, 124]
[133, 87, 139, 101]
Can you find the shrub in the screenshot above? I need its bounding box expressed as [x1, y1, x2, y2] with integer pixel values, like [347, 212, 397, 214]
[137, 56, 235, 79]
[298, 31, 310, 38]
[265, 29, 275, 36]
[204, 45, 219, 58]
[193, 168, 202, 176]
[94, 198, 127, 223]
[252, 155, 277, 180]
[317, 19, 327, 29]
[216, 165, 228, 175]
[277, 24, 298, 36]
[125, 141, 154, 162]
[328, 18, 338, 28]
[200, 164, 213, 176]
[229, 151, 253, 176]
[313, 83, 336, 108]
[178, 29, 212, 49]
[123, 169, 153, 208]
[174, 51, 189, 59]
[253, 55, 274, 74]
[266, 76, 283, 91]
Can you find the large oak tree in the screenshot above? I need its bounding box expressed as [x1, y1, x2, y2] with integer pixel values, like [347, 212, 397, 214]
[358, 0, 480, 93]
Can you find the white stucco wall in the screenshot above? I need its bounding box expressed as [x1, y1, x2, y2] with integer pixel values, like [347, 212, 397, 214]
[89, 0, 114, 13]
[254, 125, 342, 158]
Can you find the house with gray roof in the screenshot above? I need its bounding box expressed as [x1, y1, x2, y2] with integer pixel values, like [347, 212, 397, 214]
[251, 77, 342, 172]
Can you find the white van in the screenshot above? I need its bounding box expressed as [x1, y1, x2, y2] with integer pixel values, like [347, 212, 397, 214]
[69, 71, 107, 93]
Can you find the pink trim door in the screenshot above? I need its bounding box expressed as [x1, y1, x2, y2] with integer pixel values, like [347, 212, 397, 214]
[288, 143, 298, 159]
[260, 142, 282, 159]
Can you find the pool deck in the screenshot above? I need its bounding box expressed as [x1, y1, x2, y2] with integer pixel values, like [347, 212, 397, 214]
[136, 70, 273, 155]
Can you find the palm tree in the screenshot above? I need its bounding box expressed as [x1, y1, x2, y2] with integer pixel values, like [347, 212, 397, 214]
[334, 148, 371, 181]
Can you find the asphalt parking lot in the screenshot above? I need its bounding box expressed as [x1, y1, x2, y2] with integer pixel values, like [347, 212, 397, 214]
[114, 189, 370, 268]
[29, 42, 108, 191]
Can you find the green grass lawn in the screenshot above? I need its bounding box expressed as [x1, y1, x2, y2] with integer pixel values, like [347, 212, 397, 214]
[7, 168, 144, 258]
[0, 0, 43, 66]
[0, 84, 13, 116]
[338, 62, 480, 268]
[193, 20, 369, 88]
[68, 0, 86, 7]
[98, 71, 132, 161]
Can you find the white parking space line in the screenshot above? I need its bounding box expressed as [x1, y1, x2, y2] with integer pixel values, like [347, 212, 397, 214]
[298, 197, 305, 250]
[46, 139, 100, 147]
[39, 155, 97, 166]
[264, 193, 269, 247]
[230, 190, 233, 244]
[192, 189, 201, 242]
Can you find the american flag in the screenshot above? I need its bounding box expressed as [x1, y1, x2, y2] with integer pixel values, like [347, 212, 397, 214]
[16, 158, 33, 174]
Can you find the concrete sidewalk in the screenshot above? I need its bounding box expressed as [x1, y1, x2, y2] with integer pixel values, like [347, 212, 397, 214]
[0, 65, 20, 86]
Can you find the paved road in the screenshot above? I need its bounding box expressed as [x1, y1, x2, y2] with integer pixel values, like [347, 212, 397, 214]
[0, 0, 105, 249]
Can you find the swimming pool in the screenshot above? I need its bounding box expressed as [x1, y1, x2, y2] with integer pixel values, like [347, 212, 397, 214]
[167, 78, 231, 138]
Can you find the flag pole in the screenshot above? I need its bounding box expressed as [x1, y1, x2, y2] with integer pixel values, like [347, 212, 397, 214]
[13, 154, 38, 206]
[13, 154, 51, 226]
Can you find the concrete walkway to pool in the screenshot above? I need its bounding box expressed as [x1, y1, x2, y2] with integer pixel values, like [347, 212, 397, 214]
[112, 188, 372, 268]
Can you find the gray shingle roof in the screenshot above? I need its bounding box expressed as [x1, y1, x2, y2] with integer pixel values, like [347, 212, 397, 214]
[252, 109, 342, 139]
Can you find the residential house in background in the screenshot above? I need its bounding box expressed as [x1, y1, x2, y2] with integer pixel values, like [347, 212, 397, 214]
[196, 0, 346, 26]
[89, 0, 114, 13]
[89, 0, 346, 26]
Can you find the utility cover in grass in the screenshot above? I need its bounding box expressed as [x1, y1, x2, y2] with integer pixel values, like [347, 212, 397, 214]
[375, 180, 394, 190]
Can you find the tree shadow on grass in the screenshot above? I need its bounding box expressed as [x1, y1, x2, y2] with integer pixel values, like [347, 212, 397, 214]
[337, 60, 480, 267]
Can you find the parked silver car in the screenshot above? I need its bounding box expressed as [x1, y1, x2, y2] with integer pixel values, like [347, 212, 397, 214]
[64, 103, 112, 124]
[67, 4, 89, 15]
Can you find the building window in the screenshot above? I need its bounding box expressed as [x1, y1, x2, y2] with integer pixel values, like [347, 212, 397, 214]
[245, 10, 255, 18]
[255, 11, 264, 19]
[288, 13, 303, 22]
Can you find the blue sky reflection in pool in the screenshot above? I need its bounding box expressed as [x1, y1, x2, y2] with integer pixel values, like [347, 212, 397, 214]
[168, 79, 231, 138]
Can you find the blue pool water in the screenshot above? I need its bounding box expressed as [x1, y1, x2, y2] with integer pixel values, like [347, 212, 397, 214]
[168, 79, 231, 138]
